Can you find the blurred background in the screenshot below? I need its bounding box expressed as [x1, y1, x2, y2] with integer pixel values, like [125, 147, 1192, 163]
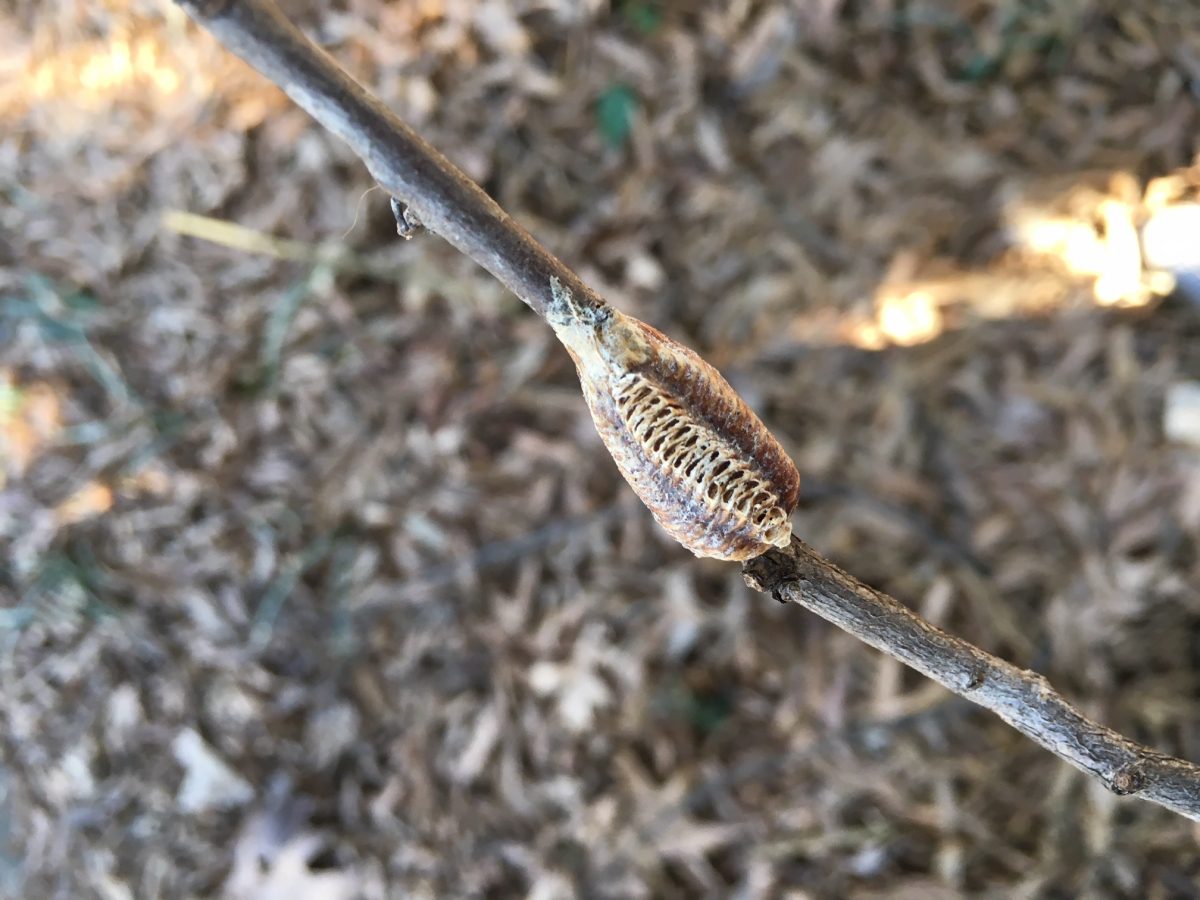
[3, 0, 1200, 896]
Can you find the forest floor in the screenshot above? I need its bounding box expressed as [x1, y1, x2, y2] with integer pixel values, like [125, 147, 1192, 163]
[2, 1, 1200, 896]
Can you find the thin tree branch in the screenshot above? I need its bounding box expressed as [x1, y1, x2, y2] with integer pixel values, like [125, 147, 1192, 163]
[742, 538, 1200, 821]
[177, 0, 1200, 822]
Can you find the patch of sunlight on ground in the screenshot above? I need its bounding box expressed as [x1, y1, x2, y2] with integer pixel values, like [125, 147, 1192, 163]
[779, 165, 1198, 354]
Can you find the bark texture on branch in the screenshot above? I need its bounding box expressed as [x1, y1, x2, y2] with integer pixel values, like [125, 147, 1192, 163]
[177, 0, 1200, 823]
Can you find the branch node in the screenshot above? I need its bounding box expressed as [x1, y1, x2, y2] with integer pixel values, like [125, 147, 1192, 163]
[1109, 763, 1147, 796]
[390, 196, 424, 240]
[962, 668, 986, 691]
[742, 543, 800, 595]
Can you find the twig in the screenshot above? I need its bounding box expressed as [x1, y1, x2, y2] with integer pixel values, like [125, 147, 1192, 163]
[176, 0, 1200, 821]
[742, 538, 1200, 821]
[174, 0, 605, 324]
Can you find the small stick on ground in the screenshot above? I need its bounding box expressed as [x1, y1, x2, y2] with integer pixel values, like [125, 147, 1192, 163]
[176, 0, 1200, 823]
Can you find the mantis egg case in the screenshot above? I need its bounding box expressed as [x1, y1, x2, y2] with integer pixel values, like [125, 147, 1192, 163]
[548, 279, 800, 561]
